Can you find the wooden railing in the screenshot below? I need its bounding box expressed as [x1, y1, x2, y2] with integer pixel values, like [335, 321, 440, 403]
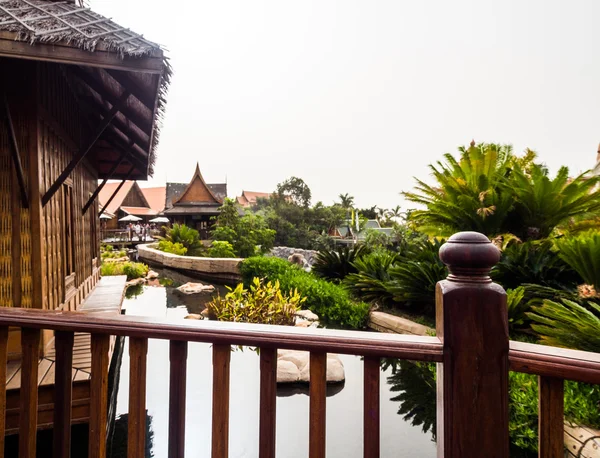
[1, 231, 599, 458]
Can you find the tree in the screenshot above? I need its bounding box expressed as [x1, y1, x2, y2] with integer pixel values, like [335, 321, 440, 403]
[338, 193, 355, 209]
[276, 177, 312, 207]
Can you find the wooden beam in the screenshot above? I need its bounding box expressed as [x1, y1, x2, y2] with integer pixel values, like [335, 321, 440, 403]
[3, 93, 29, 208]
[70, 67, 152, 132]
[82, 149, 129, 215]
[105, 69, 156, 110]
[42, 90, 130, 206]
[0, 32, 164, 74]
[98, 165, 135, 216]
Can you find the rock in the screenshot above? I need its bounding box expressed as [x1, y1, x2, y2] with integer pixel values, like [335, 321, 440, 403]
[270, 246, 318, 267]
[277, 360, 301, 383]
[294, 320, 311, 328]
[125, 278, 146, 287]
[277, 350, 345, 384]
[295, 310, 319, 321]
[184, 314, 202, 320]
[176, 282, 215, 295]
[288, 253, 307, 267]
[146, 270, 159, 280]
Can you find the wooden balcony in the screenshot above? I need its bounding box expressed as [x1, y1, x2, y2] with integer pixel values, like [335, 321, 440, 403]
[0, 232, 598, 458]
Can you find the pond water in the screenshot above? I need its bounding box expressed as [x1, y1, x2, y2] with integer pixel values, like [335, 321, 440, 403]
[108, 268, 437, 458]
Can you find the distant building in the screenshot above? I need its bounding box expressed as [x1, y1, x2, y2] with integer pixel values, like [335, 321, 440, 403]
[236, 191, 272, 207]
[98, 182, 165, 229]
[594, 144, 600, 176]
[329, 219, 392, 241]
[164, 164, 227, 237]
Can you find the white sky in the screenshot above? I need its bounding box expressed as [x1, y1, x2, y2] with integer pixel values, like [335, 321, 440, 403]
[94, 0, 600, 210]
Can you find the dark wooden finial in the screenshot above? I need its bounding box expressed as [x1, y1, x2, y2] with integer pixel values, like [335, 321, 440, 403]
[439, 231, 500, 282]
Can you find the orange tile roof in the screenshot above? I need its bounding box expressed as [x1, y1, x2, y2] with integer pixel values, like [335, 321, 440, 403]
[120, 206, 159, 216]
[98, 181, 135, 215]
[140, 186, 166, 213]
[236, 191, 271, 207]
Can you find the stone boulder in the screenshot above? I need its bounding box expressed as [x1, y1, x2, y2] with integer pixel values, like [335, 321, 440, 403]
[146, 270, 159, 280]
[294, 309, 319, 328]
[184, 314, 202, 320]
[277, 350, 344, 384]
[175, 282, 215, 295]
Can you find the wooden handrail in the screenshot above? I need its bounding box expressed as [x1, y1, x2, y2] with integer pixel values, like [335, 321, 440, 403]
[0, 308, 443, 361]
[509, 340, 600, 384]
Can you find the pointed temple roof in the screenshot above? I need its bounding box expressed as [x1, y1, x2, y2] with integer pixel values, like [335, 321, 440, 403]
[164, 164, 227, 216]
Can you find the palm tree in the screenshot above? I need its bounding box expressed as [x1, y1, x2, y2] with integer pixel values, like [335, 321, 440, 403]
[338, 193, 355, 209]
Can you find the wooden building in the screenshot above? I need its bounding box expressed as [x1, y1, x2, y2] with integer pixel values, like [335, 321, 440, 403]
[0, 0, 169, 359]
[98, 181, 166, 229]
[164, 164, 227, 237]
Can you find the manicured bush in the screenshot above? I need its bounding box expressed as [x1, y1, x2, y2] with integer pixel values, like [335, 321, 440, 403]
[240, 257, 370, 329]
[157, 240, 188, 256]
[159, 224, 204, 256]
[101, 261, 148, 280]
[206, 277, 304, 325]
[206, 241, 236, 258]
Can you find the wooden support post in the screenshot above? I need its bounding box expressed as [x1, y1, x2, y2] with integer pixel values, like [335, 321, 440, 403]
[168, 340, 187, 458]
[259, 347, 277, 458]
[3, 93, 28, 208]
[212, 344, 230, 458]
[42, 90, 130, 206]
[82, 149, 130, 215]
[89, 334, 110, 458]
[128, 337, 148, 458]
[538, 376, 564, 458]
[0, 326, 8, 451]
[363, 356, 380, 458]
[436, 232, 509, 458]
[54, 331, 74, 458]
[98, 165, 135, 217]
[309, 352, 327, 458]
[19, 328, 40, 458]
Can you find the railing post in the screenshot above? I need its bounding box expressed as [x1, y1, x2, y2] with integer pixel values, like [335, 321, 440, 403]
[436, 231, 508, 458]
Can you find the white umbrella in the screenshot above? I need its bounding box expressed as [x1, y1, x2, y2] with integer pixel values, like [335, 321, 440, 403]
[99, 213, 112, 220]
[119, 214, 142, 222]
[149, 216, 169, 223]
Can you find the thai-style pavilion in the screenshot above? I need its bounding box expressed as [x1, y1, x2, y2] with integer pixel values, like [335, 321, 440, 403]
[98, 181, 166, 229]
[236, 190, 271, 208]
[164, 164, 227, 237]
[0, 0, 169, 428]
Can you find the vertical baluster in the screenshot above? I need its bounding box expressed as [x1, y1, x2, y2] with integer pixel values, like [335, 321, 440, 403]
[259, 347, 277, 458]
[212, 344, 230, 458]
[309, 352, 326, 458]
[128, 337, 148, 458]
[54, 331, 74, 458]
[19, 328, 40, 458]
[89, 334, 109, 458]
[169, 340, 187, 458]
[0, 326, 8, 454]
[364, 356, 380, 458]
[538, 376, 564, 458]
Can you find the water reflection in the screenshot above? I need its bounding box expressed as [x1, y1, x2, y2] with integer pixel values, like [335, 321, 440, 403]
[108, 413, 155, 458]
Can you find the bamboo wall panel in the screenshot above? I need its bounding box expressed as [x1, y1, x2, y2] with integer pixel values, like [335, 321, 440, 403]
[38, 63, 99, 312]
[0, 121, 12, 308]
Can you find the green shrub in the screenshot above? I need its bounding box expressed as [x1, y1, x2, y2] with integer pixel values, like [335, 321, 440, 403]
[312, 245, 367, 282]
[157, 240, 188, 256]
[101, 261, 148, 280]
[492, 240, 581, 291]
[160, 224, 204, 256]
[206, 277, 304, 325]
[240, 257, 370, 329]
[101, 247, 127, 260]
[206, 241, 237, 258]
[555, 231, 600, 290]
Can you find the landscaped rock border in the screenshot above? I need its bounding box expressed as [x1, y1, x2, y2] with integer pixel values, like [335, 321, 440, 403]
[137, 243, 243, 284]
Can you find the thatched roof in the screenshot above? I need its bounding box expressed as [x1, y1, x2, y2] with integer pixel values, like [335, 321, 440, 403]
[0, 0, 171, 179]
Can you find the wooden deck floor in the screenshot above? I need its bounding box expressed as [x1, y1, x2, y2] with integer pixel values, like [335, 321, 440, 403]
[4, 275, 127, 434]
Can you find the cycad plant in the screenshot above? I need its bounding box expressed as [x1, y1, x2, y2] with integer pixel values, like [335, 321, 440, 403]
[160, 223, 204, 256]
[344, 251, 399, 303]
[312, 244, 368, 282]
[555, 231, 600, 290]
[404, 142, 515, 237]
[505, 165, 600, 240]
[528, 299, 600, 352]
